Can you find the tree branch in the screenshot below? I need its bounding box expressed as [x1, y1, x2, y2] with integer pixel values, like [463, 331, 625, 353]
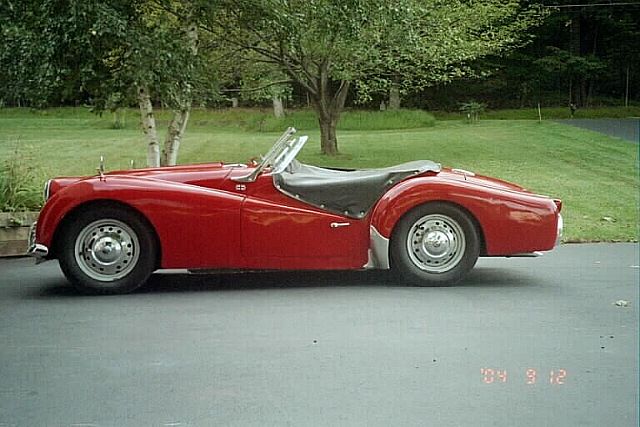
[220, 79, 293, 93]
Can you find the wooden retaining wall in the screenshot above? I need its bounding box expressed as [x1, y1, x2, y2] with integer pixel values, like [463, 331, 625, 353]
[0, 212, 39, 257]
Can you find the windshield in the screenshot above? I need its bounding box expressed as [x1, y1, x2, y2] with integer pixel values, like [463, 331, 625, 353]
[234, 127, 308, 182]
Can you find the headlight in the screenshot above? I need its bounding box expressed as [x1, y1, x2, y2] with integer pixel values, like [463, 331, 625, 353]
[43, 179, 52, 201]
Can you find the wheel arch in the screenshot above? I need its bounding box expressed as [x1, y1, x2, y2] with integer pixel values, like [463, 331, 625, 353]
[388, 200, 487, 257]
[51, 199, 162, 268]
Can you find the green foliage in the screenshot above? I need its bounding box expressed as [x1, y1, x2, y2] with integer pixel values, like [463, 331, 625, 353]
[0, 0, 218, 111]
[199, 0, 544, 153]
[205, 0, 543, 102]
[0, 0, 138, 108]
[0, 145, 43, 212]
[536, 47, 607, 83]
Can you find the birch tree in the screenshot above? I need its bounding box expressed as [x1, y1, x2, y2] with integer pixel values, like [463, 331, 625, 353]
[0, 0, 208, 167]
[109, 2, 202, 167]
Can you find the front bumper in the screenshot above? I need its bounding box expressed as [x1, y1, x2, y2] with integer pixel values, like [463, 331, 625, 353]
[27, 222, 49, 263]
[555, 214, 564, 247]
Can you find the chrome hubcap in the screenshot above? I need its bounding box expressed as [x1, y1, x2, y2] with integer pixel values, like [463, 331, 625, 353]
[406, 214, 466, 273]
[74, 219, 139, 282]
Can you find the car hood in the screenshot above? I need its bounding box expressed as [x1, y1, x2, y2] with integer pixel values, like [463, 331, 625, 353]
[47, 162, 252, 198]
[104, 162, 233, 184]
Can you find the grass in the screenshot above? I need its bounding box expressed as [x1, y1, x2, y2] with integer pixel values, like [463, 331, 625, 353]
[243, 109, 436, 132]
[434, 106, 640, 120]
[0, 107, 637, 242]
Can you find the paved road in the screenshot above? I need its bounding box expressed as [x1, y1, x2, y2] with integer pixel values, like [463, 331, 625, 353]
[556, 118, 639, 143]
[1, 244, 638, 427]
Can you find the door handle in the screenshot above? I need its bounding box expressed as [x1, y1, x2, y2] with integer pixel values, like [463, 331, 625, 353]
[330, 222, 351, 228]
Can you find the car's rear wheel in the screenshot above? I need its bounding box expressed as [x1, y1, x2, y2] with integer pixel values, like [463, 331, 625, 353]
[58, 206, 157, 294]
[391, 202, 480, 286]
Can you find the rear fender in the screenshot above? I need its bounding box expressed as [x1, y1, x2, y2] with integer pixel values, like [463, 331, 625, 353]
[370, 177, 558, 255]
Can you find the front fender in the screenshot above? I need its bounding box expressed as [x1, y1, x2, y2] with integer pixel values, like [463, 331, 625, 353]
[37, 176, 244, 268]
[370, 177, 559, 255]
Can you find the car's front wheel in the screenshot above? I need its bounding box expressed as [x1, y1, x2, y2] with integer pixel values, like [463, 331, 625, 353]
[58, 206, 157, 294]
[391, 202, 480, 286]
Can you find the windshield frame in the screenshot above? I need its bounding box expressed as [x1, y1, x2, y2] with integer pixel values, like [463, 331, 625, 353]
[233, 127, 307, 182]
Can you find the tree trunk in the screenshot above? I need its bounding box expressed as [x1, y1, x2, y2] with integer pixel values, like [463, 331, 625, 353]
[272, 95, 285, 118]
[138, 85, 160, 167]
[580, 78, 588, 108]
[318, 113, 338, 155]
[160, 20, 197, 167]
[313, 79, 350, 156]
[112, 109, 126, 129]
[389, 84, 401, 110]
[161, 108, 190, 166]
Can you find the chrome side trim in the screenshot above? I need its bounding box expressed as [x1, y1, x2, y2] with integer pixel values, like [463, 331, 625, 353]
[451, 168, 476, 177]
[555, 214, 563, 247]
[363, 226, 390, 269]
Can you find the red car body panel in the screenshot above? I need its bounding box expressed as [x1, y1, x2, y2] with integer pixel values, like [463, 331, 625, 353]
[38, 175, 244, 268]
[238, 173, 369, 269]
[370, 171, 560, 255]
[35, 158, 561, 271]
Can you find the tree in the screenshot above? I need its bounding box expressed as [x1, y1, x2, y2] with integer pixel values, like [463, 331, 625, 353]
[212, 47, 292, 117]
[92, 1, 204, 167]
[199, 0, 542, 155]
[0, 0, 135, 108]
[0, 0, 211, 167]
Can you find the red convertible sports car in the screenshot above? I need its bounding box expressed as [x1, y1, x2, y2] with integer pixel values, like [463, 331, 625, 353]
[28, 128, 563, 294]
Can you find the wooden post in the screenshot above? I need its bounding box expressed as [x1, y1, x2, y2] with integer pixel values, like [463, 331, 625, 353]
[537, 103, 542, 123]
[625, 66, 630, 108]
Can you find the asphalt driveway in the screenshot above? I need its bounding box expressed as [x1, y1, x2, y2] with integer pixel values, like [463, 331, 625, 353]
[0, 243, 638, 426]
[557, 118, 639, 143]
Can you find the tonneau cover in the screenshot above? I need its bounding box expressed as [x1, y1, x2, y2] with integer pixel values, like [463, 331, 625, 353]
[273, 160, 440, 218]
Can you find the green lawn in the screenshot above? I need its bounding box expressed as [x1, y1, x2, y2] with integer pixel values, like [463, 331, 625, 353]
[1, 108, 638, 242]
[433, 105, 640, 120]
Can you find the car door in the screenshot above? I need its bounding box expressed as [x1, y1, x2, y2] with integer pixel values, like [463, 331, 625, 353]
[239, 174, 369, 270]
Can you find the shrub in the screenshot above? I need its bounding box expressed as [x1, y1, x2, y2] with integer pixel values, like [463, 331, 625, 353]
[459, 101, 487, 123]
[0, 145, 43, 212]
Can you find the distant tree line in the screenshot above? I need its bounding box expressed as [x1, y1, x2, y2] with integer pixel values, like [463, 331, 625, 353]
[405, 1, 640, 110]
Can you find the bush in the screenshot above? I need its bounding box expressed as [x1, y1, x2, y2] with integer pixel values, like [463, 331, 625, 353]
[0, 145, 43, 212]
[459, 101, 487, 123]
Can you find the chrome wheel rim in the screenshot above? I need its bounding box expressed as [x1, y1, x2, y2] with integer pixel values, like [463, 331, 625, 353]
[406, 214, 466, 273]
[74, 219, 140, 282]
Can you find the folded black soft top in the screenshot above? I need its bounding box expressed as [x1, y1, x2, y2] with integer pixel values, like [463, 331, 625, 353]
[273, 160, 441, 218]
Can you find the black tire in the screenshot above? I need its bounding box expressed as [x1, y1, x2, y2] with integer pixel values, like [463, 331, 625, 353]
[390, 202, 480, 286]
[58, 205, 157, 294]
